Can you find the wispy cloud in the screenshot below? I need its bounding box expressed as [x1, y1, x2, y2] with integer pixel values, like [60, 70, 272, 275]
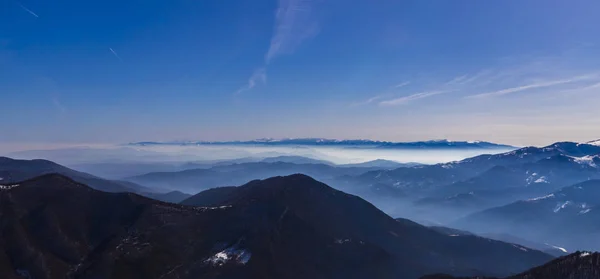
[467, 74, 597, 99]
[580, 81, 600, 90]
[445, 70, 493, 87]
[18, 2, 39, 18]
[52, 97, 66, 114]
[444, 75, 468, 86]
[356, 71, 489, 108]
[234, 68, 267, 95]
[350, 94, 389, 107]
[265, 0, 319, 63]
[379, 91, 447, 106]
[553, 81, 600, 98]
[236, 0, 318, 95]
[351, 81, 411, 107]
[392, 81, 410, 88]
[459, 70, 493, 86]
[109, 48, 123, 62]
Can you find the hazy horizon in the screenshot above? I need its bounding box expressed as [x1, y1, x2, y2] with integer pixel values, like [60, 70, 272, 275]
[2, 142, 514, 165]
[2, 135, 599, 154]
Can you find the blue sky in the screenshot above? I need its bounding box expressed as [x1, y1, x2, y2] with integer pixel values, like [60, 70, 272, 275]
[2, 0, 600, 148]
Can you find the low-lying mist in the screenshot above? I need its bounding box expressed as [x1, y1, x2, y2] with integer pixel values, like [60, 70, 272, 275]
[5, 144, 515, 166]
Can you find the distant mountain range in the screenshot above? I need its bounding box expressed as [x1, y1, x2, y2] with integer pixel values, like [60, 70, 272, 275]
[0, 156, 196, 203]
[141, 190, 192, 203]
[0, 173, 552, 279]
[0, 155, 418, 203]
[453, 180, 600, 251]
[69, 156, 416, 181]
[107, 141, 600, 230]
[128, 138, 516, 150]
[336, 142, 600, 211]
[415, 150, 600, 212]
[427, 225, 568, 257]
[125, 161, 387, 194]
[0, 156, 148, 193]
[320, 141, 600, 256]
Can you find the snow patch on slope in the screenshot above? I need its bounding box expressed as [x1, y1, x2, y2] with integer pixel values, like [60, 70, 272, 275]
[0, 184, 20, 190]
[334, 238, 352, 244]
[527, 194, 555, 201]
[193, 205, 233, 212]
[570, 155, 599, 168]
[205, 247, 251, 266]
[554, 201, 572, 213]
[526, 173, 550, 185]
[512, 244, 529, 252]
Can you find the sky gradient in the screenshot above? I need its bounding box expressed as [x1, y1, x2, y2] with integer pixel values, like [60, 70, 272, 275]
[2, 0, 600, 149]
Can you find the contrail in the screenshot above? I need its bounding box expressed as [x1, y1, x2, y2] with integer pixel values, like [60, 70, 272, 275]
[109, 48, 123, 61]
[18, 3, 39, 18]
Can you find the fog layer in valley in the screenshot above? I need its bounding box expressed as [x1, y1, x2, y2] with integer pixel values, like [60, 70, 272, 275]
[5, 144, 515, 166]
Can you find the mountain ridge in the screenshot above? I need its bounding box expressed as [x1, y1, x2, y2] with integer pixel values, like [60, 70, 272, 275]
[0, 156, 149, 193]
[452, 179, 600, 251]
[180, 174, 553, 277]
[128, 138, 516, 149]
[0, 173, 552, 279]
[334, 141, 600, 222]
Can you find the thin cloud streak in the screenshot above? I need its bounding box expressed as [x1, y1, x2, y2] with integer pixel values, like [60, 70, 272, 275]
[52, 97, 66, 114]
[234, 68, 267, 96]
[236, 0, 318, 95]
[109, 48, 123, 61]
[366, 95, 386, 104]
[459, 70, 492, 85]
[554, 81, 600, 98]
[349, 94, 389, 107]
[445, 75, 468, 86]
[265, 0, 318, 63]
[467, 74, 597, 99]
[351, 81, 411, 107]
[393, 81, 410, 88]
[379, 91, 447, 106]
[582, 81, 600, 90]
[18, 3, 39, 18]
[445, 70, 492, 87]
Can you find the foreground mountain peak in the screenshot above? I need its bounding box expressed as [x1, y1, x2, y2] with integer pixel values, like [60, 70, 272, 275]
[0, 172, 557, 279]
